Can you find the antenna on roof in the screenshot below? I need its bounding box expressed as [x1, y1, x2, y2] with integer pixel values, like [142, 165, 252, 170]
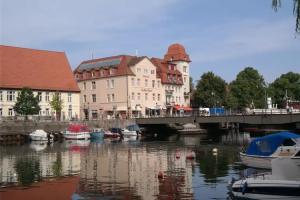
[135, 49, 138, 56]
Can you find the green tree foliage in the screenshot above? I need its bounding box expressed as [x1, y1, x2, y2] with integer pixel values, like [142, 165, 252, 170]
[272, 0, 300, 33]
[50, 92, 63, 120]
[228, 67, 265, 109]
[13, 87, 40, 116]
[194, 72, 227, 107]
[269, 72, 300, 107]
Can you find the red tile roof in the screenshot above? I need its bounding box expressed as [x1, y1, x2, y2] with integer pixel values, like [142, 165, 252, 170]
[0, 45, 80, 92]
[74, 55, 138, 81]
[164, 43, 191, 62]
[150, 57, 183, 85]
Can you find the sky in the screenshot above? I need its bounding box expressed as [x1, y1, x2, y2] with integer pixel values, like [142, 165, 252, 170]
[1, 0, 300, 83]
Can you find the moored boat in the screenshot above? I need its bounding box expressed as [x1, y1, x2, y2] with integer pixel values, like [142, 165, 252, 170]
[121, 128, 137, 137]
[90, 128, 105, 140]
[240, 131, 300, 169]
[178, 123, 207, 135]
[63, 124, 91, 140]
[29, 129, 53, 142]
[229, 157, 300, 199]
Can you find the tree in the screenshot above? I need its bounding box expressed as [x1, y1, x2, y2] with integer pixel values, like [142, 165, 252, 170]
[194, 72, 227, 107]
[272, 0, 300, 33]
[13, 87, 40, 117]
[228, 67, 266, 109]
[269, 72, 300, 107]
[50, 92, 63, 121]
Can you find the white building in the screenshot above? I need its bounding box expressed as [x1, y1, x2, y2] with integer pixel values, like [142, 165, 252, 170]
[0, 45, 80, 120]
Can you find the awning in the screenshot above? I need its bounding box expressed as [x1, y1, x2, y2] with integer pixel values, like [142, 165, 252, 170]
[183, 106, 192, 111]
[116, 106, 127, 111]
[174, 105, 192, 111]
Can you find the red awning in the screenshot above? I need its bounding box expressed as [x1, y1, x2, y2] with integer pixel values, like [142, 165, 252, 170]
[183, 106, 192, 111]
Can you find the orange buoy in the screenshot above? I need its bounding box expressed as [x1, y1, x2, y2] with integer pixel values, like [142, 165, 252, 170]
[175, 150, 180, 159]
[186, 151, 196, 159]
[158, 171, 164, 179]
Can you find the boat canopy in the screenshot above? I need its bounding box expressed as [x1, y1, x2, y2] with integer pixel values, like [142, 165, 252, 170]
[68, 124, 90, 132]
[246, 131, 300, 156]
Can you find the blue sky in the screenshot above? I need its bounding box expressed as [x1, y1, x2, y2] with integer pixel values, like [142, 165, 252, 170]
[1, 0, 299, 83]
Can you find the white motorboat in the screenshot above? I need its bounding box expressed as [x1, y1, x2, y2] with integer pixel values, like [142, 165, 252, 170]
[29, 129, 53, 142]
[121, 128, 137, 137]
[240, 131, 300, 169]
[178, 123, 207, 135]
[229, 157, 300, 199]
[63, 124, 91, 140]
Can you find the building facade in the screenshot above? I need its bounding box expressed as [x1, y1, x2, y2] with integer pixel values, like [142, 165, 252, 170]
[0, 45, 80, 120]
[74, 43, 191, 119]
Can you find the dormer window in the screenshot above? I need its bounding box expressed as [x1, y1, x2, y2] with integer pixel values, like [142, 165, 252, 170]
[91, 72, 95, 77]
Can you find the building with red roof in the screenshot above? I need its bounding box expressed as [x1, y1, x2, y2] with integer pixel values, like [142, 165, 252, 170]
[74, 44, 191, 119]
[0, 45, 80, 119]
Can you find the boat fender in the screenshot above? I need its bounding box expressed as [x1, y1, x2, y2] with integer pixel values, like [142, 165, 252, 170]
[242, 181, 247, 195]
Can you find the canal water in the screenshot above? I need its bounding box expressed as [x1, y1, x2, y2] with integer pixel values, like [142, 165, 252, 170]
[0, 132, 250, 200]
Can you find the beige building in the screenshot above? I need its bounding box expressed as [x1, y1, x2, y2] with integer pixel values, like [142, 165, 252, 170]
[74, 43, 191, 119]
[0, 45, 80, 120]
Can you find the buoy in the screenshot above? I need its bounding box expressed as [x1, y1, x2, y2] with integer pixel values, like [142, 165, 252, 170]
[186, 151, 196, 159]
[175, 150, 180, 159]
[158, 171, 164, 179]
[213, 148, 218, 153]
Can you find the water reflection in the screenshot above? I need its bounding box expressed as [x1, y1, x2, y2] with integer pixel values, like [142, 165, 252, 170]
[0, 133, 243, 199]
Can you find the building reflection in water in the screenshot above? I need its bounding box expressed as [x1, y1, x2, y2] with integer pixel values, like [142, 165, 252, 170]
[77, 142, 195, 199]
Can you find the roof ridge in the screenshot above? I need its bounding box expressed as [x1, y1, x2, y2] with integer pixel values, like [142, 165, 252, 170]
[0, 45, 64, 54]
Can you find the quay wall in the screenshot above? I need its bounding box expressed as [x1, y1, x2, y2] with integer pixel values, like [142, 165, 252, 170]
[0, 119, 136, 136]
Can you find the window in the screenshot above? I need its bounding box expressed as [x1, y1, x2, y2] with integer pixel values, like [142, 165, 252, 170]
[145, 79, 148, 87]
[137, 93, 141, 100]
[0, 108, 2, 116]
[83, 82, 86, 90]
[83, 95, 87, 103]
[137, 68, 141, 73]
[92, 72, 95, 77]
[8, 108, 13, 116]
[37, 92, 42, 102]
[111, 94, 115, 102]
[153, 93, 155, 101]
[110, 68, 115, 75]
[68, 105, 72, 118]
[107, 94, 111, 102]
[68, 93, 72, 102]
[0, 91, 2, 101]
[107, 80, 110, 88]
[157, 81, 160, 88]
[110, 79, 114, 89]
[151, 70, 155, 74]
[45, 108, 50, 116]
[45, 92, 50, 102]
[184, 77, 186, 83]
[92, 110, 97, 119]
[100, 70, 104, 77]
[144, 69, 148, 74]
[145, 93, 148, 101]
[158, 94, 161, 101]
[152, 80, 155, 88]
[131, 78, 135, 86]
[137, 79, 140, 86]
[92, 81, 96, 89]
[7, 91, 15, 102]
[92, 94, 96, 102]
[132, 92, 135, 100]
[183, 66, 187, 73]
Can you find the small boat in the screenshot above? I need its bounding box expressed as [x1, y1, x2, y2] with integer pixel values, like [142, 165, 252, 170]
[104, 129, 120, 138]
[121, 128, 137, 137]
[29, 129, 53, 142]
[229, 157, 300, 199]
[63, 124, 91, 140]
[178, 123, 207, 135]
[240, 131, 300, 169]
[90, 128, 105, 140]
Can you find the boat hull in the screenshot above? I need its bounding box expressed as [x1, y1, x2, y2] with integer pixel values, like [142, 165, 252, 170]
[240, 153, 273, 169]
[231, 178, 300, 200]
[63, 131, 90, 140]
[30, 135, 52, 141]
